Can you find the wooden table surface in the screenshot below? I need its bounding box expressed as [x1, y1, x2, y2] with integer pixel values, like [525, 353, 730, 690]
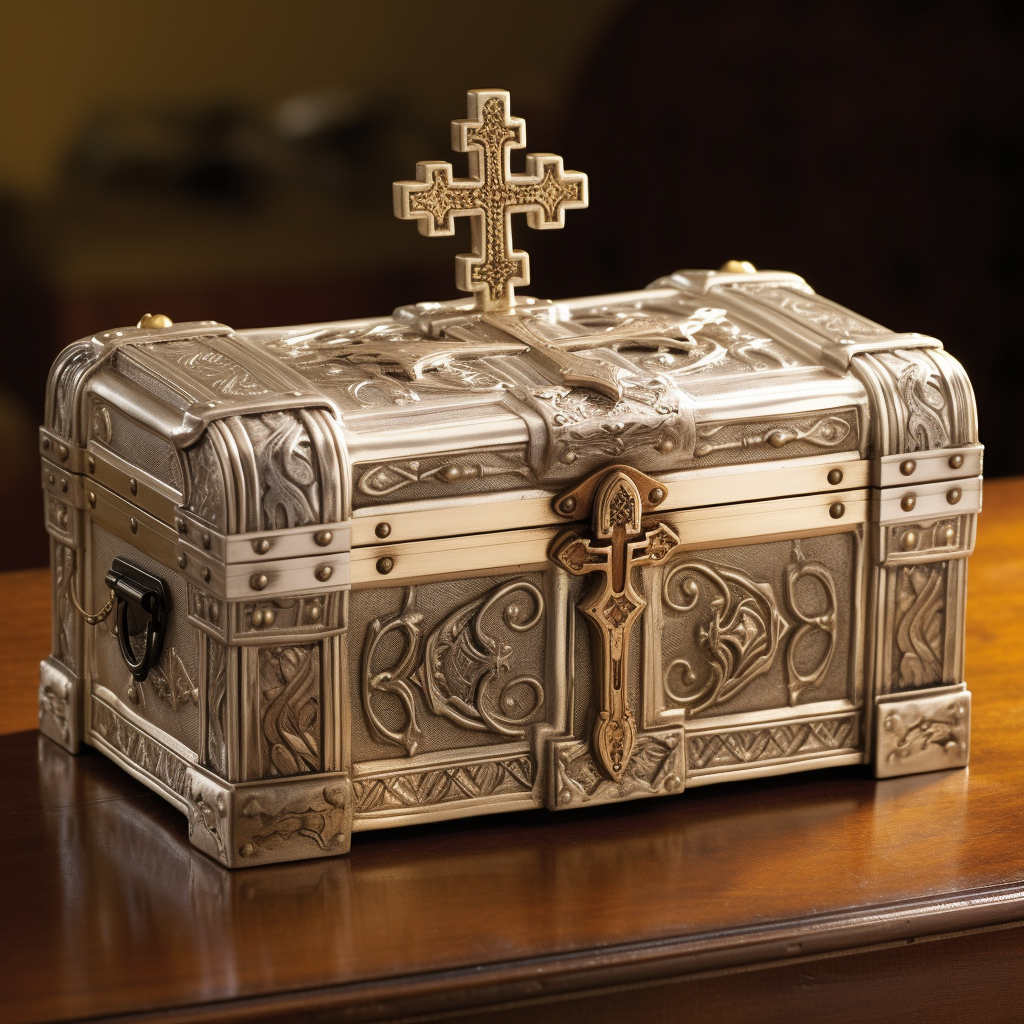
[1, 479, 1022, 1024]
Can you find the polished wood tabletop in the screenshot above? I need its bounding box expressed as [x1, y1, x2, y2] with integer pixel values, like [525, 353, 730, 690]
[1, 479, 1022, 1024]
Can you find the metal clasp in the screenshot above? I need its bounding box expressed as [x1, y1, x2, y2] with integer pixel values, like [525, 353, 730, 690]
[550, 465, 680, 780]
[104, 558, 168, 682]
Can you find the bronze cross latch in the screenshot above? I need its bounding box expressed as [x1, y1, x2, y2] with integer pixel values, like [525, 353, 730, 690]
[550, 466, 682, 779]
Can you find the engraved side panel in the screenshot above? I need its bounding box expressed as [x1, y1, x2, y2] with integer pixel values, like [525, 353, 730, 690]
[241, 643, 323, 779]
[184, 432, 230, 531]
[91, 399, 184, 491]
[204, 636, 230, 777]
[90, 526, 202, 754]
[887, 560, 952, 693]
[652, 533, 857, 723]
[875, 690, 970, 778]
[690, 410, 860, 467]
[53, 539, 78, 675]
[353, 446, 533, 508]
[351, 573, 547, 762]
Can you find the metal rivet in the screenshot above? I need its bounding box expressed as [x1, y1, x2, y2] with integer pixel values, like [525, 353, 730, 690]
[827, 468, 844, 486]
[252, 537, 270, 555]
[315, 564, 333, 582]
[48, 474, 54, 485]
[129, 517, 138, 534]
[203, 568, 211, 583]
[376, 556, 395, 575]
[60, 479, 68, 493]
[175, 517, 187, 534]
[947, 487, 962, 505]
[948, 453, 964, 470]
[648, 487, 666, 504]
[87, 456, 95, 473]
[900, 459, 916, 476]
[900, 494, 917, 512]
[58, 444, 69, 462]
[308, 605, 321, 622]
[137, 312, 173, 330]
[264, 609, 275, 626]
[250, 573, 268, 591]
[202, 531, 211, 550]
[559, 496, 577, 515]
[129, 477, 138, 495]
[177, 554, 187, 569]
[719, 259, 757, 273]
[314, 530, 333, 546]
[87, 492, 96, 508]
[829, 502, 845, 519]
[42, 438, 50, 451]
[375, 523, 391, 539]
[251, 609, 264, 628]
[943, 526, 956, 545]
[901, 530, 918, 551]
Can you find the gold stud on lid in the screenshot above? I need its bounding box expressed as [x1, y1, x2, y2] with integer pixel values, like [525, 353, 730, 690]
[719, 260, 757, 274]
[137, 313, 173, 329]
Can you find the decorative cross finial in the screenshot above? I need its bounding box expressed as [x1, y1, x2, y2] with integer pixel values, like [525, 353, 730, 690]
[393, 89, 588, 311]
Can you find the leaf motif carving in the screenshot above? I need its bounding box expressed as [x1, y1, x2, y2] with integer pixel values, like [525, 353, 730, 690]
[361, 581, 545, 755]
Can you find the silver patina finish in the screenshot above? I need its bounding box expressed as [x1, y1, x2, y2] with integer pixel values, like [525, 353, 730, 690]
[38, 90, 981, 866]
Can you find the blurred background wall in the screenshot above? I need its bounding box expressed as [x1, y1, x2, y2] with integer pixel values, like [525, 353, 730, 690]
[0, 0, 1019, 570]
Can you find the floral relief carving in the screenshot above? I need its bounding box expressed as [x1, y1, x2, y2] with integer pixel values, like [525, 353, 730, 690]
[162, 340, 271, 397]
[126, 647, 198, 711]
[875, 350, 951, 452]
[662, 562, 789, 714]
[892, 564, 947, 690]
[206, 639, 228, 776]
[185, 435, 227, 528]
[54, 544, 76, 672]
[258, 645, 321, 777]
[244, 412, 321, 530]
[662, 541, 841, 713]
[361, 581, 545, 756]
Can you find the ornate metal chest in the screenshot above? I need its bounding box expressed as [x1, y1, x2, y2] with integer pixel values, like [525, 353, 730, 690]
[39, 90, 982, 867]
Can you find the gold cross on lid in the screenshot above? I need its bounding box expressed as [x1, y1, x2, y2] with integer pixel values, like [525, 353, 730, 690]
[393, 89, 588, 312]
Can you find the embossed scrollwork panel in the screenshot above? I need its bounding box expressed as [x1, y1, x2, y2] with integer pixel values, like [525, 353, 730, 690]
[351, 573, 547, 762]
[889, 561, 949, 692]
[657, 534, 856, 721]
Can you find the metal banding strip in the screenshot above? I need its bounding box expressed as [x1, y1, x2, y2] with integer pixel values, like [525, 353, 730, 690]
[874, 476, 981, 525]
[875, 445, 983, 487]
[350, 455, 871, 548]
[350, 490, 870, 588]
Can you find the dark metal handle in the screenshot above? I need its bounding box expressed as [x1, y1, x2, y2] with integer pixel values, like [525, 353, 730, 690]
[104, 558, 168, 682]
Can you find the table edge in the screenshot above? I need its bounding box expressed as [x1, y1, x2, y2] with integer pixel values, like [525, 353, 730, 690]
[74, 881, 1024, 1024]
